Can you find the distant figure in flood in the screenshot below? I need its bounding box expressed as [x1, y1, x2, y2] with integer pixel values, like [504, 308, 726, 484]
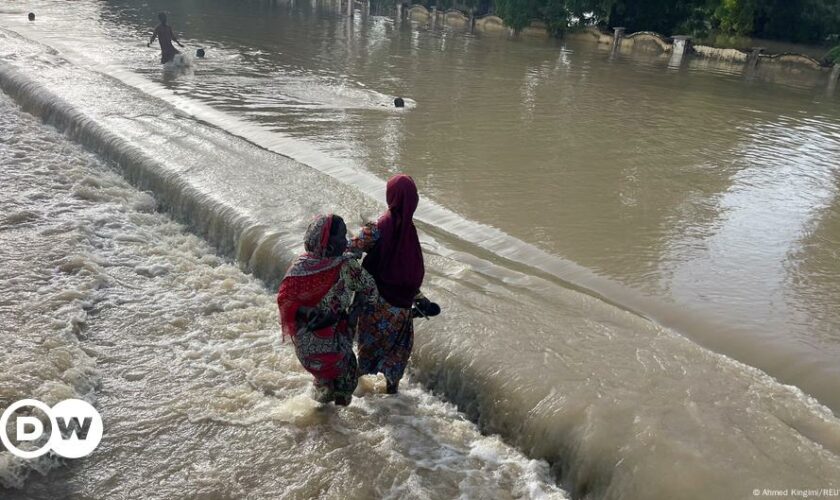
[350, 174, 437, 394]
[28, 13, 35, 21]
[277, 214, 378, 406]
[147, 12, 184, 64]
[195, 48, 205, 58]
[393, 97, 405, 108]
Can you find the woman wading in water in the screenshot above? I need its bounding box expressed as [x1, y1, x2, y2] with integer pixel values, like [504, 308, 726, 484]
[351, 174, 437, 394]
[277, 214, 377, 405]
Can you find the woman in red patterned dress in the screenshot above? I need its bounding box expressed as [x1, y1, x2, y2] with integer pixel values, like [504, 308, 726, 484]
[277, 214, 377, 406]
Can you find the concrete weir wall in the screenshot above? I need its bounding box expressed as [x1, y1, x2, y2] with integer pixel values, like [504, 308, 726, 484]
[567, 26, 836, 81]
[407, 5, 517, 36]
[408, 6, 547, 37]
[622, 31, 671, 51]
[443, 9, 469, 28]
[474, 14, 505, 32]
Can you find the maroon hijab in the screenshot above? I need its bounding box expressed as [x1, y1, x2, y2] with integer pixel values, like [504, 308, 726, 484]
[362, 174, 425, 308]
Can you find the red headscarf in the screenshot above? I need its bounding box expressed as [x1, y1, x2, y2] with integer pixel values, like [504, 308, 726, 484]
[362, 174, 425, 308]
[278, 215, 344, 342]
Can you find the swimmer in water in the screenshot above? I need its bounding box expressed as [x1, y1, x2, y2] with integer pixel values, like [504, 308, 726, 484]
[147, 12, 184, 64]
[28, 13, 35, 22]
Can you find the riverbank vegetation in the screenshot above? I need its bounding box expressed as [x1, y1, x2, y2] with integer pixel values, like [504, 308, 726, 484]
[826, 45, 840, 64]
[427, 0, 840, 52]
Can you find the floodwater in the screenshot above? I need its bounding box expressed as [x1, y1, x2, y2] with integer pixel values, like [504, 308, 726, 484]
[1, 0, 839, 498]
[0, 94, 564, 498]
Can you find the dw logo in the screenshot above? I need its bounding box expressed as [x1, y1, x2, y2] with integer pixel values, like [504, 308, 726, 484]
[0, 399, 103, 459]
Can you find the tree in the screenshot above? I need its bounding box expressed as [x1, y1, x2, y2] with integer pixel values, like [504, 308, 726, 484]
[493, 0, 541, 30]
[713, 0, 757, 35]
[490, 0, 840, 43]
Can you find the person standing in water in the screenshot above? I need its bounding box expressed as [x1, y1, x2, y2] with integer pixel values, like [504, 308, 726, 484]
[350, 174, 435, 394]
[147, 12, 184, 64]
[277, 214, 378, 406]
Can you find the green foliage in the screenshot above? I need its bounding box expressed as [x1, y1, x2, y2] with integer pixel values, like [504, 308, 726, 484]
[493, 0, 614, 33]
[824, 46, 840, 65]
[565, 0, 615, 24]
[712, 0, 755, 34]
[486, 0, 840, 43]
[605, 0, 709, 35]
[541, 1, 572, 35]
[418, 0, 479, 12]
[493, 0, 535, 30]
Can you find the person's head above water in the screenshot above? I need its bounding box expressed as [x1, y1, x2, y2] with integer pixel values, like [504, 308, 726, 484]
[196, 48, 206, 58]
[304, 214, 347, 259]
[28, 13, 35, 21]
[158, 12, 167, 25]
[393, 97, 405, 108]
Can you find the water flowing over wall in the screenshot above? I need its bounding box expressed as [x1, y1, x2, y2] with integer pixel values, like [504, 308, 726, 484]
[407, 4, 430, 22]
[3, 27, 840, 500]
[443, 9, 469, 28]
[622, 31, 671, 51]
[0, 64, 292, 286]
[564, 26, 613, 44]
[407, 5, 512, 35]
[474, 14, 506, 32]
[763, 52, 824, 69]
[692, 44, 749, 61]
[521, 20, 550, 38]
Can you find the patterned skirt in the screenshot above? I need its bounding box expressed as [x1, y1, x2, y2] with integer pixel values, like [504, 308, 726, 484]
[293, 320, 358, 402]
[356, 296, 413, 384]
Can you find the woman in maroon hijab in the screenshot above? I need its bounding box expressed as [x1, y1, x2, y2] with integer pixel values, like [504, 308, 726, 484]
[350, 174, 432, 394]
